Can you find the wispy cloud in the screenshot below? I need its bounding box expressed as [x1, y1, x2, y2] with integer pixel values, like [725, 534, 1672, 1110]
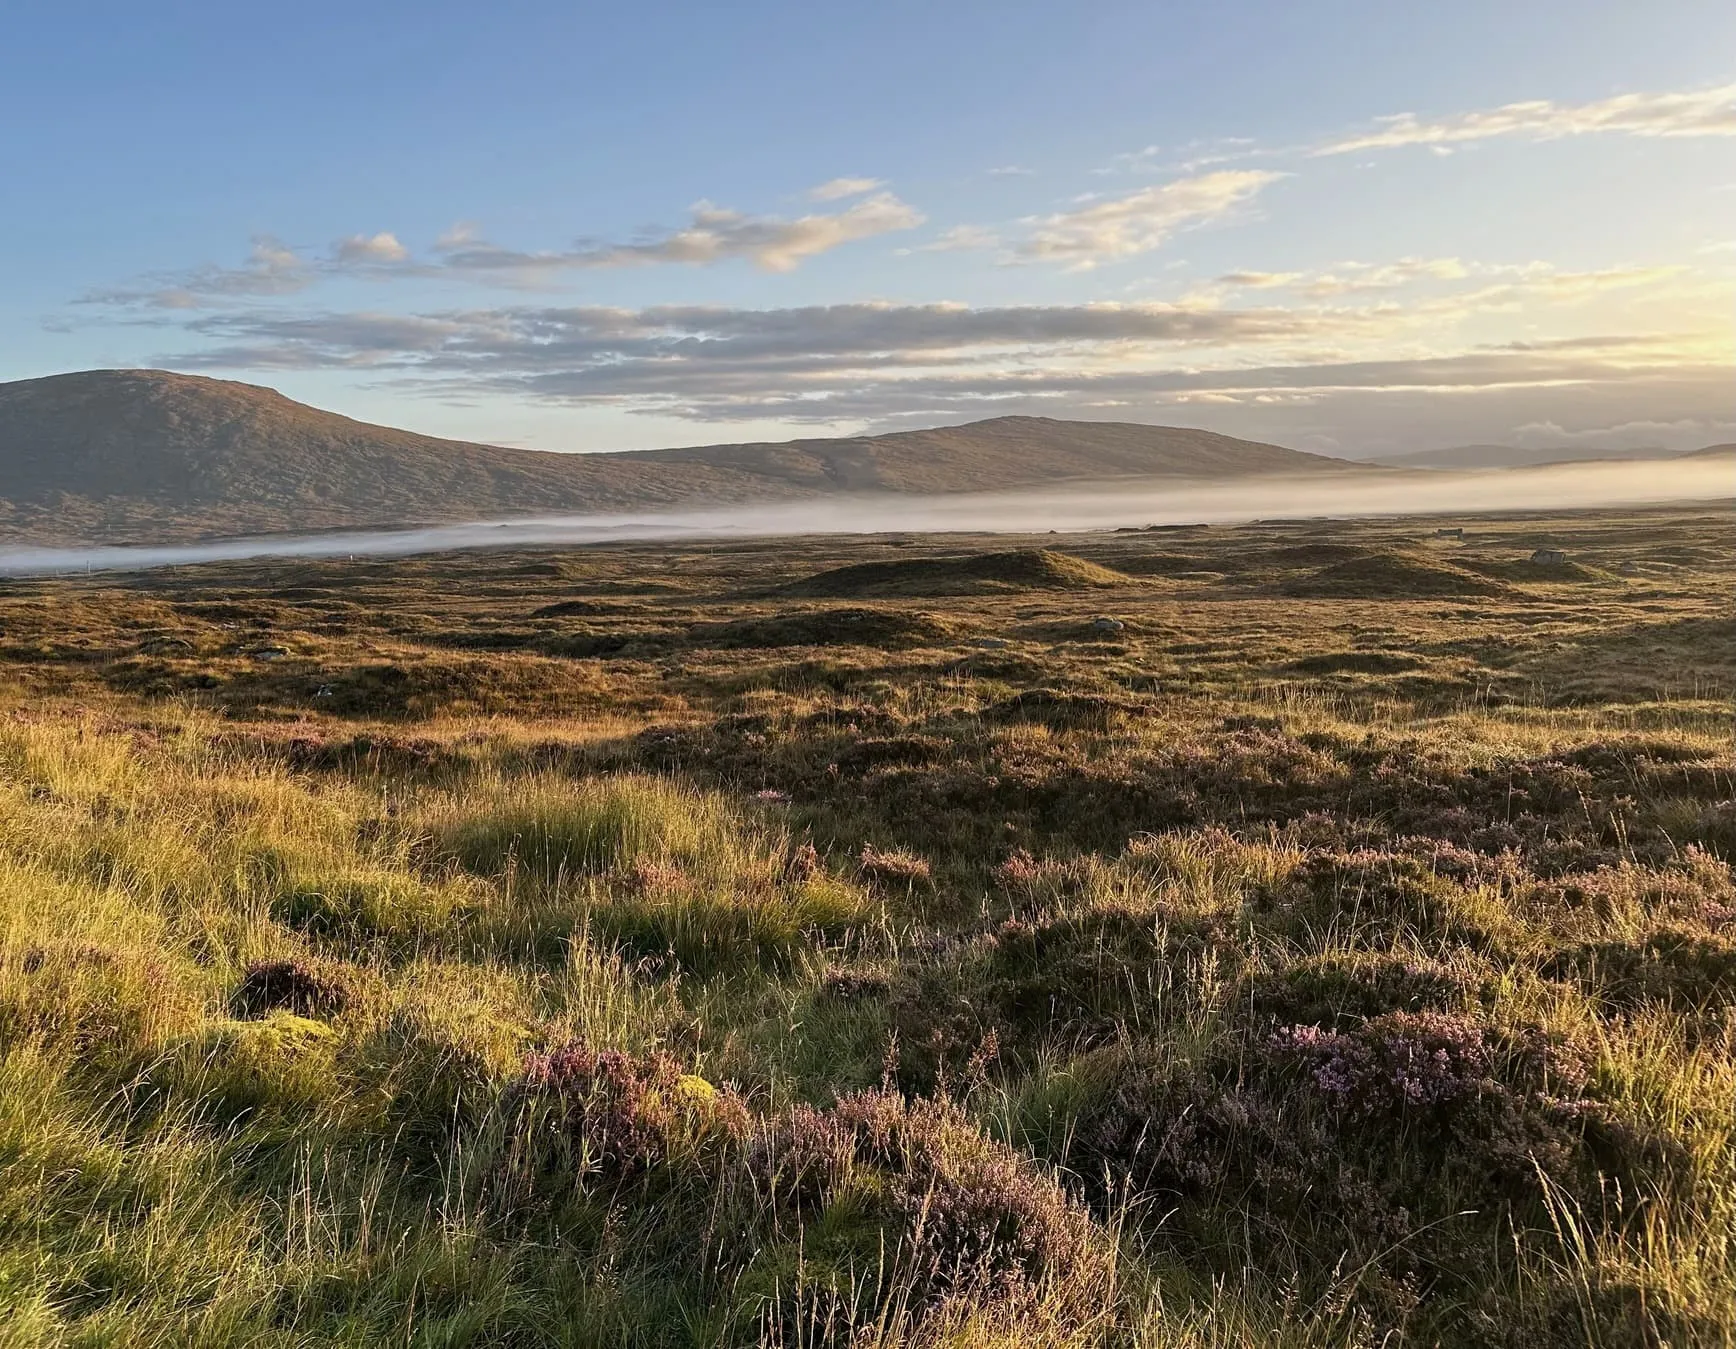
[438, 192, 924, 275]
[1317, 83, 1736, 155]
[1009, 171, 1282, 268]
[85, 235, 317, 309]
[86, 192, 925, 308]
[907, 225, 1002, 254]
[807, 176, 884, 201]
[1206, 259, 1688, 308]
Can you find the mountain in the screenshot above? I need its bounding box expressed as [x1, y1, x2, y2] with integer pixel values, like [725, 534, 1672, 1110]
[1681, 442, 1736, 460]
[1368, 443, 1690, 471]
[0, 369, 1355, 544]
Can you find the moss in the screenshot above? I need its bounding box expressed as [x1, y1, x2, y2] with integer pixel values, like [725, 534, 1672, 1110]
[188, 1012, 340, 1114]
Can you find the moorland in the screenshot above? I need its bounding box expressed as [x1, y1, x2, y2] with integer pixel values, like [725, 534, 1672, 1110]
[0, 502, 1732, 1346]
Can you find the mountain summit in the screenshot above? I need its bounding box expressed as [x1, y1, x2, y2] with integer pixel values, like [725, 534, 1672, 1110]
[0, 369, 1350, 544]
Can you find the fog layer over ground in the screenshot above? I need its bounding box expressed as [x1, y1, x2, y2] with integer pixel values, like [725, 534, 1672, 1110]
[3, 458, 1730, 576]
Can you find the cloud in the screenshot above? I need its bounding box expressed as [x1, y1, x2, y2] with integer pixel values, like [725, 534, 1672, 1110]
[170, 298, 1320, 378]
[808, 176, 884, 201]
[1506, 415, 1732, 449]
[423, 195, 923, 277]
[435, 222, 483, 251]
[908, 225, 1002, 254]
[403, 194, 926, 277]
[88, 194, 926, 309]
[545, 193, 924, 273]
[986, 165, 1035, 177]
[1206, 259, 1689, 310]
[334, 232, 410, 264]
[1010, 170, 1282, 268]
[1317, 83, 1736, 155]
[85, 234, 312, 309]
[151, 289, 1726, 453]
[1214, 270, 1305, 289]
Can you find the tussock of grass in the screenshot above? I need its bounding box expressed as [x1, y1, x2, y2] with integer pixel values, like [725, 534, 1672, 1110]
[439, 774, 731, 882]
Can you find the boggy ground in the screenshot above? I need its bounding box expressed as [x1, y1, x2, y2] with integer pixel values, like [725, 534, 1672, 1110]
[0, 503, 1731, 1347]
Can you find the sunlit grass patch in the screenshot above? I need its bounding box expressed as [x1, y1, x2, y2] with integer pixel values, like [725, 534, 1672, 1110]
[437, 773, 736, 883]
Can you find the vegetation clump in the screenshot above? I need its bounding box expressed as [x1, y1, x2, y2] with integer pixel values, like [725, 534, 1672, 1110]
[789, 548, 1131, 597]
[1281, 551, 1511, 598]
[691, 606, 960, 650]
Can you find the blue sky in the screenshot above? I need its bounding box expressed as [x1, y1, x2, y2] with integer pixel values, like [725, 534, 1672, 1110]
[4, 0, 1732, 456]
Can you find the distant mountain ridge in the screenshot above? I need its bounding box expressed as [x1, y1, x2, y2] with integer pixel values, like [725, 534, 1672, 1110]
[1370, 443, 1694, 471]
[0, 369, 1355, 545]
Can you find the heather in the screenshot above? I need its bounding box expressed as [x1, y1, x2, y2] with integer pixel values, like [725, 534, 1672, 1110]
[0, 504, 1731, 1345]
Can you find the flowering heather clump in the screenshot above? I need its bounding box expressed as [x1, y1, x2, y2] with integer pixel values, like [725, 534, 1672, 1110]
[818, 967, 892, 1003]
[1242, 953, 1481, 1031]
[822, 1089, 1103, 1304]
[520, 1042, 746, 1181]
[1269, 1012, 1490, 1116]
[858, 844, 933, 887]
[1544, 927, 1736, 1016]
[618, 856, 686, 895]
[1258, 850, 1510, 951]
[991, 848, 1045, 898]
[783, 840, 822, 881]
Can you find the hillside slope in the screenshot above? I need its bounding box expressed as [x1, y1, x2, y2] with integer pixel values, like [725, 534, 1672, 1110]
[0, 369, 1352, 543]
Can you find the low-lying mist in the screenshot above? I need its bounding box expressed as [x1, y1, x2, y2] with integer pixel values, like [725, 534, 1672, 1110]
[2, 456, 1729, 576]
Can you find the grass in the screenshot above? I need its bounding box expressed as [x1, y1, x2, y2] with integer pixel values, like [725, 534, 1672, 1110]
[0, 502, 1732, 1344]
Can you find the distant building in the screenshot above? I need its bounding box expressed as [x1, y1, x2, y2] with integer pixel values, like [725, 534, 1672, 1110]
[1531, 548, 1567, 566]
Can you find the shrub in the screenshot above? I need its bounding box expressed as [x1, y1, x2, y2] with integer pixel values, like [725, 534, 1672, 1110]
[1543, 927, 1736, 1018]
[858, 844, 933, 888]
[737, 1090, 1110, 1339]
[231, 957, 353, 1019]
[1253, 850, 1515, 952]
[1240, 952, 1486, 1031]
[516, 1042, 747, 1187]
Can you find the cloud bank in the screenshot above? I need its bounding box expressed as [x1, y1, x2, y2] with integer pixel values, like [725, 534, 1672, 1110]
[1319, 83, 1736, 154]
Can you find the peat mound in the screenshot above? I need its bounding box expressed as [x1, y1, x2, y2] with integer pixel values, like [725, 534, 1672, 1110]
[1281, 552, 1510, 600]
[689, 607, 959, 650]
[789, 549, 1131, 598]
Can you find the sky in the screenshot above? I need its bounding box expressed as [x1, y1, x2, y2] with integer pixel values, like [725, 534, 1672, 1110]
[3, 0, 1732, 459]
